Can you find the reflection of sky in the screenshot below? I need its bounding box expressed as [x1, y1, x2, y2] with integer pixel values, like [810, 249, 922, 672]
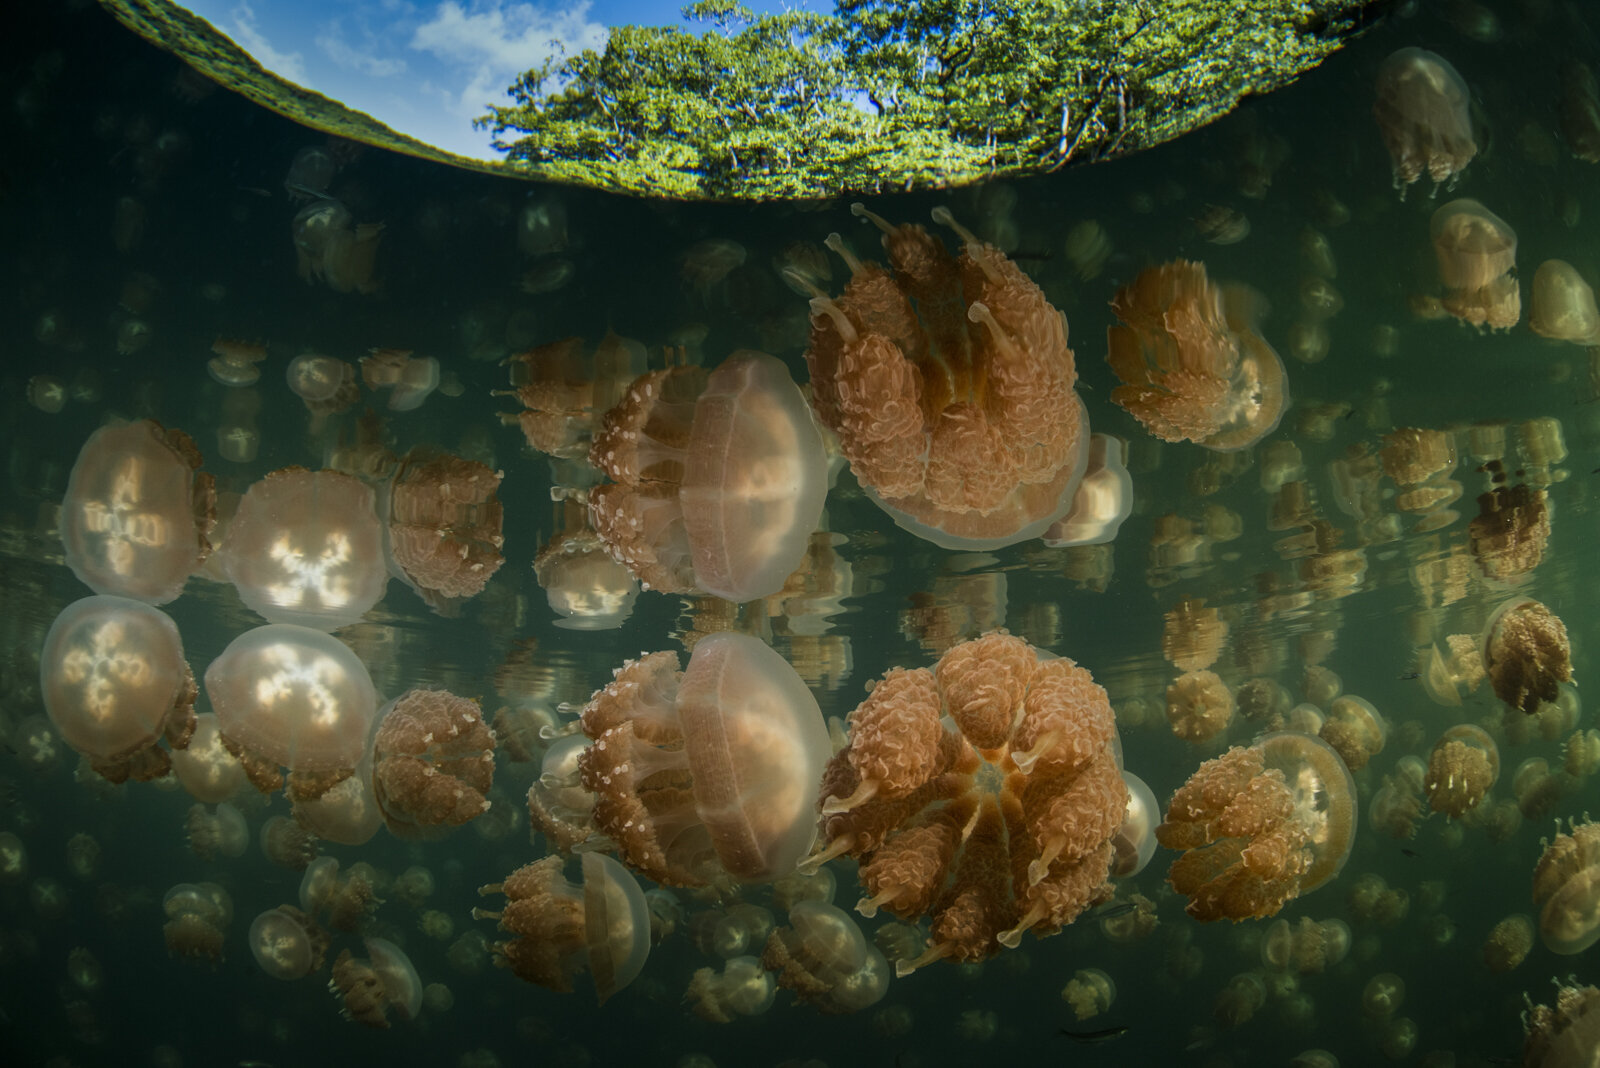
[178, 1, 826, 160]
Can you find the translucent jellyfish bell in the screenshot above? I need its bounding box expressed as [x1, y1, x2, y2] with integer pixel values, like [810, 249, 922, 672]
[581, 852, 651, 1005]
[249, 907, 319, 979]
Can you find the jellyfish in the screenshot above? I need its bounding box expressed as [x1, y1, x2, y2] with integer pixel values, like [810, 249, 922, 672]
[1166, 670, 1235, 743]
[686, 956, 776, 1022]
[811, 632, 1127, 971]
[1106, 260, 1288, 451]
[761, 901, 890, 1015]
[1061, 968, 1115, 1020]
[533, 510, 640, 630]
[170, 713, 248, 803]
[1531, 819, 1600, 954]
[1318, 695, 1387, 772]
[1369, 756, 1428, 839]
[527, 733, 600, 853]
[574, 632, 831, 885]
[1156, 732, 1357, 922]
[330, 938, 421, 1027]
[372, 688, 496, 838]
[1423, 724, 1499, 818]
[473, 852, 650, 1004]
[41, 595, 197, 783]
[498, 331, 647, 460]
[65, 833, 99, 881]
[588, 350, 828, 602]
[796, 205, 1090, 550]
[1523, 980, 1600, 1065]
[203, 624, 378, 796]
[259, 814, 319, 871]
[164, 883, 231, 965]
[60, 419, 215, 604]
[1161, 596, 1229, 673]
[248, 904, 326, 979]
[293, 199, 382, 294]
[1430, 199, 1520, 330]
[1469, 485, 1550, 583]
[1530, 260, 1600, 346]
[285, 354, 359, 421]
[1482, 913, 1533, 972]
[1040, 434, 1134, 548]
[1372, 48, 1476, 194]
[291, 746, 382, 846]
[382, 452, 505, 612]
[185, 802, 247, 860]
[1214, 972, 1268, 1027]
[1483, 597, 1572, 715]
[300, 857, 382, 932]
[1362, 972, 1406, 1019]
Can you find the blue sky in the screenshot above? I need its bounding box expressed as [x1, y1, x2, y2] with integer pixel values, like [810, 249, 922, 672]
[180, 1, 826, 160]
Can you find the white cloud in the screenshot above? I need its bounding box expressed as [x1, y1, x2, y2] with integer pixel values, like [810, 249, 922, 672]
[316, 22, 408, 78]
[227, 2, 307, 84]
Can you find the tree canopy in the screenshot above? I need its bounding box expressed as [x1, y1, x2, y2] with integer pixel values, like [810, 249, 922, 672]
[479, 0, 1387, 200]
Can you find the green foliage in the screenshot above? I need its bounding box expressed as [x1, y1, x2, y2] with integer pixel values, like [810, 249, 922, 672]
[479, 0, 1384, 200]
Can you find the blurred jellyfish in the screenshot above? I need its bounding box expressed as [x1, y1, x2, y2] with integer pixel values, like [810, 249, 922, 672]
[65, 833, 99, 881]
[284, 145, 337, 199]
[300, 857, 382, 932]
[1530, 260, 1600, 346]
[1372, 48, 1476, 194]
[1469, 484, 1550, 583]
[498, 331, 648, 460]
[207, 338, 267, 388]
[360, 349, 439, 411]
[1039, 435, 1133, 548]
[285, 354, 359, 424]
[259, 814, 319, 871]
[1318, 695, 1387, 772]
[290, 747, 382, 846]
[1107, 260, 1287, 451]
[686, 956, 776, 1022]
[797, 205, 1089, 549]
[1161, 595, 1229, 673]
[248, 904, 326, 980]
[1483, 598, 1573, 715]
[220, 468, 388, 630]
[165, 883, 232, 964]
[204, 624, 378, 796]
[1533, 819, 1600, 954]
[60, 420, 215, 604]
[1430, 199, 1520, 331]
[382, 452, 505, 612]
[41, 595, 197, 783]
[293, 199, 383, 294]
[170, 712, 249, 803]
[329, 938, 421, 1027]
[0, 832, 28, 885]
[372, 688, 496, 838]
[473, 852, 650, 1004]
[1157, 733, 1357, 921]
[588, 350, 828, 601]
[1061, 968, 1115, 1020]
[761, 901, 890, 1015]
[185, 801, 247, 860]
[1482, 914, 1533, 971]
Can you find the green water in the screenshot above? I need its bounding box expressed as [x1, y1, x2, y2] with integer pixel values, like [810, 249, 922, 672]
[3, 2, 1598, 1066]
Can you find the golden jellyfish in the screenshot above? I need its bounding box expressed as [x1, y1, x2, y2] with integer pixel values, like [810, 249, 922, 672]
[1318, 695, 1387, 772]
[1165, 670, 1235, 744]
[259, 814, 319, 871]
[576, 632, 830, 885]
[498, 332, 647, 460]
[60, 419, 215, 604]
[1523, 980, 1600, 1067]
[247, 904, 326, 979]
[1369, 756, 1428, 839]
[207, 338, 267, 387]
[164, 883, 232, 964]
[299, 857, 383, 932]
[1423, 724, 1499, 818]
[170, 712, 248, 803]
[1156, 732, 1357, 922]
[587, 351, 828, 602]
[291, 747, 382, 846]
[527, 733, 600, 852]
[812, 632, 1126, 971]
[1483, 597, 1573, 715]
[41, 595, 197, 783]
[1214, 971, 1268, 1027]
[686, 955, 776, 1022]
[382, 452, 505, 612]
[1061, 968, 1115, 1021]
[360, 349, 438, 411]
[760, 901, 890, 1015]
[185, 801, 247, 860]
[330, 938, 422, 1027]
[1106, 260, 1288, 451]
[533, 499, 639, 630]
[1532, 819, 1600, 954]
[1039, 434, 1134, 548]
[285, 354, 359, 421]
[372, 688, 496, 838]
[795, 204, 1089, 550]
[1482, 913, 1534, 972]
[473, 852, 650, 1004]
[1514, 757, 1568, 820]
[1530, 260, 1600, 346]
[1162, 596, 1229, 672]
[219, 468, 388, 630]
[293, 199, 383, 295]
[1468, 484, 1551, 583]
[1372, 48, 1476, 193]
[204, 624, 378, 796]
[1430, 199, 1521, 331]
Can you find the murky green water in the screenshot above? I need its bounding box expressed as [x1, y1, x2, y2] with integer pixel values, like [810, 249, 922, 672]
[4, 2, 1599, 1066]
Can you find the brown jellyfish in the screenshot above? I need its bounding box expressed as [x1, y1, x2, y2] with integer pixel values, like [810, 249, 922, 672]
[812, 632, 1126, 972]
[761, 901, 890, 1014]
[208, 338, 267, 387]
[1469, 484, 1550, 583]
[294, 200, 383, 294]
[247, 904, 327, 979]
[1165, 670, 1235, 744]
[330, 938, 421, 1027]
[1106, 260, 1288, 451]
[588, 351, 829, 602]
[498, 331, 647, 460]
[686, 956, 776, 1022]
[383, 451, 505, 612]
[1430, 199, 1520, 331]
[1530, 260, 1600, 346]
[1483, 597, 1573, 715]
[1423, 724, 1499, 818]
[1061, 968, 1116, 1020]
[1318, 695, 1387, 772]
[533, 499, 639, 630]
[260, 814, 320, 871]
[300, 857, 382, 932]
[372, 688, 496, 839]
[574, 633, 831, 885]
[1156, 732, 1357, 922]
[1532, 820, 1600, 954]
[360, 349, 437, 411]
[1480, 914, 1532, 972]
[1161, 596, 1229, 672]
[472, 852, 650, 1004]
[1372, 48, 1476, 194]
[59, 419, 215, 605]
[185, 802, 248, 860]
[1523, 979, 1600, 1065]
[41, 595, 197, 783]
[165, 883, 232, 965]
[794, 204, 1089, 550]
[204, 624, 378, 796]
[286, 354, 359, 423]
[219, 468, 388, 631]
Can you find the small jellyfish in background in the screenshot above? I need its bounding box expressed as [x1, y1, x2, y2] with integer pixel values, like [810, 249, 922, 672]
[680, 238, 747, 301]
[1483, 597, 1572, 715]
[330, 938, 421, 1027]
[259, 814, 319, 871]
[1423, 724, 1498, 819]
[248, 904, 327, 979]
[371, 688, 496, 839]
[1165, 669, 1235, 744]
[169, 712, 248, 803]
[65, 833, 99, 881]
[1061, 967, 1115, 1020]
[1318, 695, 1387, 772]
[291, 747, 382, 846]
[1156, 732, 1356, 922]
[572, 632, 830, 885]
[218, 468, 388, 630]
[41, 595, 197, 783]
[587, 350, 828, 603]
[204, 623, 378, 797]
[207, 338, 268, 388]
[1372, 48, 1476, 195]
[532, 499, 639, 631]
[473, 852, 650, 1004]
[300, 857, 382, 932]
[292, 198, 383, 294]
[184, 801, 247, 860]
[1482, 913, 1534, 972]
[1160, 595, 1228, 673]
[1106, 260, 1287, 451]
[796, 204, 1089, 549]
[1532, 819, 1600, 954]
[285, 354, 359, 427]
[27, 374, 67, 413]
[498, 331, 648, 461]
[361, 349, 439, 411]
[0, 833, 28, 886]
[1468, 483, 1550, 584]
[60, 419, 215, 605]
[685, 955, 776, 1022]
[164, 882, 232, 965]
[382, 451, 505, 613]
[1430, 199, 1520, 331]
[761, 901, 889, 1015]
